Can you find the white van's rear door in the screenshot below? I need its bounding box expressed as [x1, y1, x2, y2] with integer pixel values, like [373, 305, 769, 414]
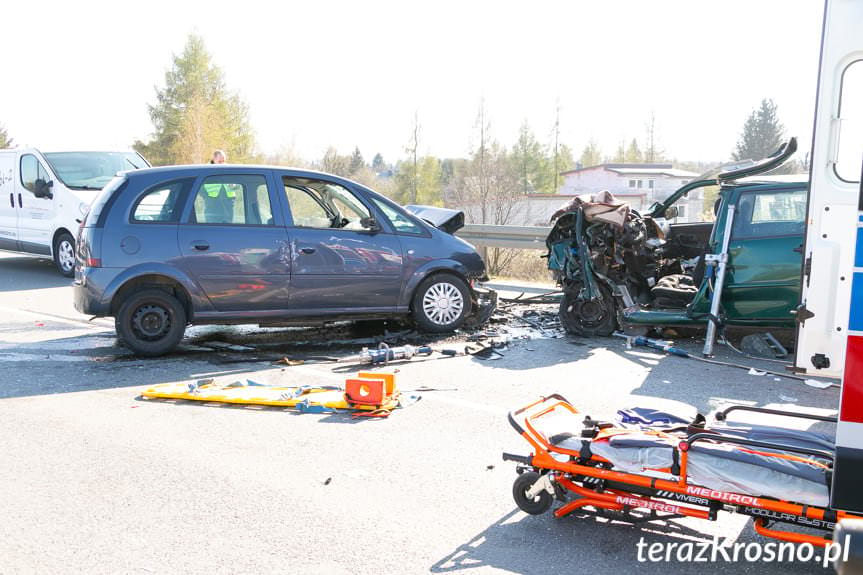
[0, 153, 18, 252]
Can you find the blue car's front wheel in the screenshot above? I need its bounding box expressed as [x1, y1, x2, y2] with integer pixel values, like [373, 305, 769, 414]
[411, 273, 472, 333]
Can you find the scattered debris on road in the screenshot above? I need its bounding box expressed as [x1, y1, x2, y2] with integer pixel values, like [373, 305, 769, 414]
[617, 332, 839, 389]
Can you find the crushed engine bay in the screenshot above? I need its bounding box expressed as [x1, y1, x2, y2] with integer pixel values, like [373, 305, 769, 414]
[546, 191, 706, 336]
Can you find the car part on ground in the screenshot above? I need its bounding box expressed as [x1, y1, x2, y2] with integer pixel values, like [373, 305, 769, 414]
[616, 332, 838, 388]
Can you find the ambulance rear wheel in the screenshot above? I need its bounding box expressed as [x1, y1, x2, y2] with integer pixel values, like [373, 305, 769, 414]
[513, 472, 553, 515]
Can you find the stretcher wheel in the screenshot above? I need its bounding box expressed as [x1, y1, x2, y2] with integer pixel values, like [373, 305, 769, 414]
[512, 472, 553, 515]
[835, 519, 863, 574]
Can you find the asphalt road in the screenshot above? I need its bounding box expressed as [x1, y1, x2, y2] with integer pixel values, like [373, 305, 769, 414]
[0, 253, 842, 574]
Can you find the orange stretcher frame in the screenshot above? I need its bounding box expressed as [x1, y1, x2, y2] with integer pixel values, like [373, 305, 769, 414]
[504, 395, 863, 548]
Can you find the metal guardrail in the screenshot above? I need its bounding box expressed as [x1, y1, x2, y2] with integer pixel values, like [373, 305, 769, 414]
[456, 224, 552, 249]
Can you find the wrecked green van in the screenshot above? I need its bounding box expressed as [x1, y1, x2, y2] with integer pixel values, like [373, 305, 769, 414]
[547, 138, 807, 336]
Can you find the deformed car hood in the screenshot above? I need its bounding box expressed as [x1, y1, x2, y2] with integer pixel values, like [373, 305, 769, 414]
[405, 205, 465, 234]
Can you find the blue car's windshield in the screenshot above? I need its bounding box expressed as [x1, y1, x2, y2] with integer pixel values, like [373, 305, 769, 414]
[43, 152, 149, 190]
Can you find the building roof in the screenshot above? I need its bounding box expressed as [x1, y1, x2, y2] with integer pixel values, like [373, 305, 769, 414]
[607, 167, 699, 177]
[561, 163, 698, 178]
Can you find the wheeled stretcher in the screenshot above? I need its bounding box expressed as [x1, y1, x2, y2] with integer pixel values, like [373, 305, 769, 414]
[504, 395, 863, 547]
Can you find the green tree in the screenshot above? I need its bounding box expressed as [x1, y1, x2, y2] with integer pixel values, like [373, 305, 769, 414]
[579, 139, 602, 168]
[733, 98, 786, 162]
[393, 155, 443, 206]
[512, 121, 548, 194]
[134, 34, 255, 165]
[349, 146, 365, 175]
[371, 153, 386, 174]
[0, 123, 12, 148]
[625, 138, 643, 163]
[416, 156, 443, 205]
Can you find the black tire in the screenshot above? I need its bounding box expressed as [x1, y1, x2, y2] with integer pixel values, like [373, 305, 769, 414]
[559, 283, 617, 336]
[115, 289, 187, 357]
[53, 232, 76, 277]
[512, 471, 553, 515]
[411, 273, 472, 333]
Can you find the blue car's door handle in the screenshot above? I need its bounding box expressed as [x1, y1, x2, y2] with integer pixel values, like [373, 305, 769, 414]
[299, 247, 316, 255]
[192, 241, 210, 251]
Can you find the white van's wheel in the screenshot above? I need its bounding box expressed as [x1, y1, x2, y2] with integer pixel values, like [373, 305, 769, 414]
[53, 232, 76, 277]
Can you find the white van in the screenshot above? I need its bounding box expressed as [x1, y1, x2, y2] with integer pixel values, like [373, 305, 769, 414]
[0, 149, 149, 276]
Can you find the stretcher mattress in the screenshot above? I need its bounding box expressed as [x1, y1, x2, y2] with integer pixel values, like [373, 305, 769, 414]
[545, 415, 832, 507]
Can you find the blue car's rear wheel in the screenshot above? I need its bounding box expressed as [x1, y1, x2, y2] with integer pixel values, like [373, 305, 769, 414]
[116, 289, 186, 356]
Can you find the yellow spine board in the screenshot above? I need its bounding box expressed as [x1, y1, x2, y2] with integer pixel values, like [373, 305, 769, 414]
[141, 381, 399, 411]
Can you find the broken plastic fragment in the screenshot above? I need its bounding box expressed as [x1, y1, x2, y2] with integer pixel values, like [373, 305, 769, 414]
[804, 379, 834, 389]
[747, 368, 767, 376]
[274, 357, 305, 366]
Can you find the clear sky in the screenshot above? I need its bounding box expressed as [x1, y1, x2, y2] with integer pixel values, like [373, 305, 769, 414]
[1, 0, 824, 165]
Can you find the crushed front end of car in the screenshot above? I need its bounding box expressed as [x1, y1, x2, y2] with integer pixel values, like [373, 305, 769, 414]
[546, 192, 676, 336]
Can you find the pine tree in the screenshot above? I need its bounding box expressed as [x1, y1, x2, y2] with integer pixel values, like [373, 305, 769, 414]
[371, 153, 386, 174]
[733, 99, 786, 161]
[349, 146, 365, 174]
[579, 140, 602, 168]
[625, 138, 643, 163]
[512, 121, 548, 194]
[134, 34, 255, 165]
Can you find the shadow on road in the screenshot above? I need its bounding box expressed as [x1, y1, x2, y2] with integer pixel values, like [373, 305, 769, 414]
[431, 507, 826, 574]
[0, 256, 70, 291]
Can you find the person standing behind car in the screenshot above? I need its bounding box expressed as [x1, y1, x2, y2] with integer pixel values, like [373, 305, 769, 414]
[202, 149, 234, 222]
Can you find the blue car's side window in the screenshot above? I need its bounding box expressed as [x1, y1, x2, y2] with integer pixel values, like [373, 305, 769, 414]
[130, 178, 193, 223]
[191, 174, 273, 226]
[282, 176, 375, 231]
[370, 198, 423, 235]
